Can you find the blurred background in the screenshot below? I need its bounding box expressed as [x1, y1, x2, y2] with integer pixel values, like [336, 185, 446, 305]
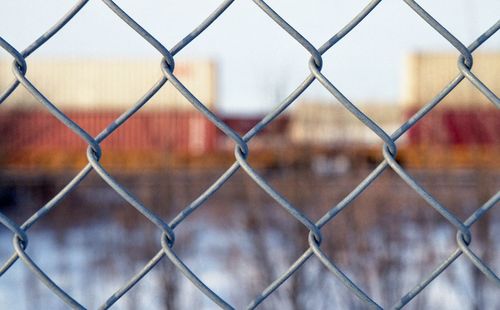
[0, 1, 499, 309]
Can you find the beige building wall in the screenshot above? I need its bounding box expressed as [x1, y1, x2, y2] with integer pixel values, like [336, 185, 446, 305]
[402, 52, 499, 108]
[288, 102, 403, 147]
[0, 58, 216, 111]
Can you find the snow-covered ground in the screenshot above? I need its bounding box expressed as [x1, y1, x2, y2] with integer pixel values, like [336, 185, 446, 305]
[0, 217, 497, 309]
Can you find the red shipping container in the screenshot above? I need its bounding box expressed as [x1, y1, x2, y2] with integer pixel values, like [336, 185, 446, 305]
[405, 107, 500, 146]
[0, 109, 216, 155]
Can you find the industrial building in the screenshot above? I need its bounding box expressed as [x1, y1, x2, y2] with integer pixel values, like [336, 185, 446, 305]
[288, 102, 403, 147]
[402, 52, 499, 168]
[0, 58, 216, 110]
[0, 52, 498, 170]
[0, 58, 218, 169]
[288, 52, 499, 168]
[402, 52, 499, 108]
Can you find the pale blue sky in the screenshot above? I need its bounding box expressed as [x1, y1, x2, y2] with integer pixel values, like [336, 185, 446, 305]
[1, 0, 499, 114]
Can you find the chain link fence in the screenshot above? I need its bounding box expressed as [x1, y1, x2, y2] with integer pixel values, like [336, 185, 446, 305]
[0, 1, 499, 309]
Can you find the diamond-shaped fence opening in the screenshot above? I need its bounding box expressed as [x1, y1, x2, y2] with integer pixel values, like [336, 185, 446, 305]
[0, 1, 498, 309]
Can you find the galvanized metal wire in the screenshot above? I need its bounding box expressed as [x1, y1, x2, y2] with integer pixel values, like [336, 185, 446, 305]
[0, 1, 499, 309]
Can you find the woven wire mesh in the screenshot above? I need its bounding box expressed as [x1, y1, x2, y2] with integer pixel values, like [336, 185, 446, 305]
[0, 1, 499, 309]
